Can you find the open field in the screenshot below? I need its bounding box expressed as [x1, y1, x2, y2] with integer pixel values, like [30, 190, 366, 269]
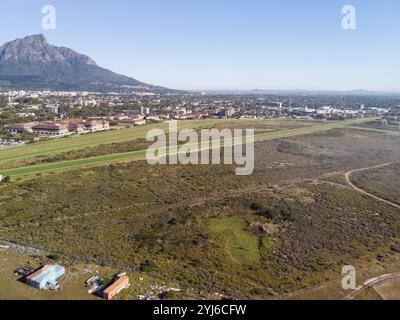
[1, 123, 400, 299]
[0, 118, 375, 178]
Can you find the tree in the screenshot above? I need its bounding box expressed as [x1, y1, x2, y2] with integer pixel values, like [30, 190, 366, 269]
[0, 95, 7, 108]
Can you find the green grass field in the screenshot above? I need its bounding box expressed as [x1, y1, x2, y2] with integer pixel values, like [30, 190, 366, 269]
[0, 120, 217, 163]
[0, 118, 375, 178]
[208, 216, 261, 266]
[0, 119, 312, 163]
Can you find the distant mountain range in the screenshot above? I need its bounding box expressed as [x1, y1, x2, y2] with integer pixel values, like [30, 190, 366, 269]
[0, 34, 175, 93]
[206, 89, 400, 97]
[249, 89, 400, 96]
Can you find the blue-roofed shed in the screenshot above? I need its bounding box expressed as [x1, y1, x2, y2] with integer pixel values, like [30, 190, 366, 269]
[27, 265, 65, 289]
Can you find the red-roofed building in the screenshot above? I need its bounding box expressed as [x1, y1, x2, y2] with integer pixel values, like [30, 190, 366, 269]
[32, 122, 70, 137]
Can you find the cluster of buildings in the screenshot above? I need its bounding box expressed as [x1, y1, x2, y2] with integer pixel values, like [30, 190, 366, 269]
[2, 90, 400, 138]
[218, 106, 236, 118]
[4, 119, 110, 137]
[85, 272, 130, 300]
[115, 115, 147, 128]
[0, 138, 25, 149]
[20, 263, 130, 300]
[381, 110, 400, 127]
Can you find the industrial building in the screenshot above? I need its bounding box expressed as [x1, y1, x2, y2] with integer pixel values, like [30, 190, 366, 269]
[103, 275, 130, 300]
[25, 265, 65, 290]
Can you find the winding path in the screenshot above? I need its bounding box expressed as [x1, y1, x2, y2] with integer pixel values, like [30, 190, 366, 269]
[345, 162, 400, 209]
[344, 162, 400, 300]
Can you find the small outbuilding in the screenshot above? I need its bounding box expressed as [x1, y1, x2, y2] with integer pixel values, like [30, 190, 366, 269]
[103, 275, 130, 300]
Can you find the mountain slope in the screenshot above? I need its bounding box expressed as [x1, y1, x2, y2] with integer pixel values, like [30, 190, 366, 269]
[0, 34, 172, 92]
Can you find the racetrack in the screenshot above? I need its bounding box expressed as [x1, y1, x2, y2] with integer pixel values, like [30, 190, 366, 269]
[0, 117, 375, 178]
[0, 120, 219, 163]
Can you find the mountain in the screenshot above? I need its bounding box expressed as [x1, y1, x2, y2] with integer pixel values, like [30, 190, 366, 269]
[248, 89, 400, 96]
[0, 34, 174, 93]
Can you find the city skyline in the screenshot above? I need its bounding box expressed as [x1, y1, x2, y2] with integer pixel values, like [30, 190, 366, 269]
[0, 0, 399, 92]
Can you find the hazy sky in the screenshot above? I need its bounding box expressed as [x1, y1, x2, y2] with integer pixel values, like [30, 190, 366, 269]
[0, 0, 399, 91]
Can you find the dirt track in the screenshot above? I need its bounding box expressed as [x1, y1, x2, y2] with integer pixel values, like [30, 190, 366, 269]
[346, 273, 400, 300]
[345, 162, 400, 209]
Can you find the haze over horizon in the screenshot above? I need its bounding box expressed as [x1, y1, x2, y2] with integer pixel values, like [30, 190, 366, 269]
[0, 0, 399, 92]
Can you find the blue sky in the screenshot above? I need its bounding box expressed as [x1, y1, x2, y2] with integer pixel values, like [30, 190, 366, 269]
[0, 0, 399, 91]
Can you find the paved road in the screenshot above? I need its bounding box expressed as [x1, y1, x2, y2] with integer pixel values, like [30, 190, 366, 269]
[345, 162, 400, 209]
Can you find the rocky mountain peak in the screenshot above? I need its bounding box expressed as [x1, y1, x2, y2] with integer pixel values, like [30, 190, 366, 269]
[0, 34, 173, 92]
[0, 34, 96, 65]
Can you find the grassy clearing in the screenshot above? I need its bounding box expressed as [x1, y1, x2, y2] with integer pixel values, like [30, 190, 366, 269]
[208, 216, 260, 266]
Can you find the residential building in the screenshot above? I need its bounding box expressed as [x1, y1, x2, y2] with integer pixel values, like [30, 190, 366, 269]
[46, 105, 59, 114]
[118, 118, 146, 127]
[85, 120, 110, 132]
[59, 118, 87, 133]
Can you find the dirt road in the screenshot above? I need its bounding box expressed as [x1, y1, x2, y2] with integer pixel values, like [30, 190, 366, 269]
[346, 273, 400, 300]
[345, 162, 400, 209]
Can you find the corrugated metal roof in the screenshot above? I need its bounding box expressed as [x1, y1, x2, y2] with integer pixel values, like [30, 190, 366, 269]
[26, 265, 51, 281]
[103, 276, 129, 299]
[29, 265, 65, 283]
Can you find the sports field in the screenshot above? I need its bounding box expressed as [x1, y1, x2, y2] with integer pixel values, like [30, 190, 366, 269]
[0, 118, 374, 178]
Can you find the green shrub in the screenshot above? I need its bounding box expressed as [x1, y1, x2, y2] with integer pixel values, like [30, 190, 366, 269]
[139, 259, 158, 272]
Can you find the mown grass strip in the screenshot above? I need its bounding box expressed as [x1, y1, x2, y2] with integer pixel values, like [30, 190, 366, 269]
[0, 120, 221, 163]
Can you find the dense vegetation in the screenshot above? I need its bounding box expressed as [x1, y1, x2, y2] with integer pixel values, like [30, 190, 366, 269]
[1, 127, 400, 298]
